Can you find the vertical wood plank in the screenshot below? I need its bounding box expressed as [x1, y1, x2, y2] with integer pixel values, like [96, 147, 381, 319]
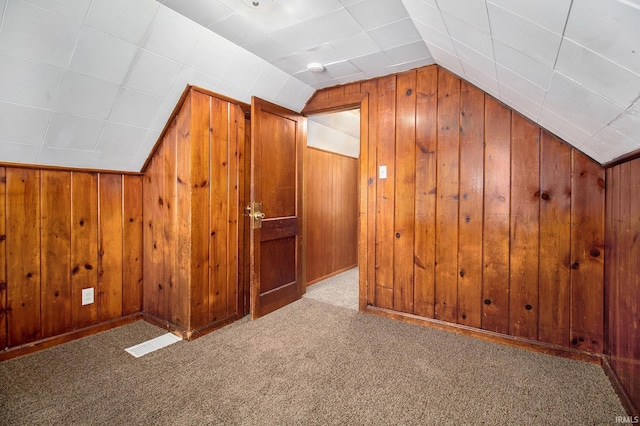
[98, 174, 123, 321]
[627, 159, 640, 402]
[210, 97, 230, 323]
[434, 69, 460, 323]
[570, 150, 605, 353]
[176, 95, 192, 328]
[374, 75, 396, 309]
[190, 90, 211, 328]
[359, 92, 372, 311]
[122, 175, 143, 315]
[7, 168, 41, 345]
[508, 114, 540, 340]
[482, 98, 511, 334]
[605, 166, 620, 371]
[40, 171, 72, 338]
[0, 168, 6, 349]
[413, 66, 438, 318]
[393, 70, 416, 314]
[538, 131, 572, 346]
[615, 162, 631, 383]
[163, 123, 179, 326]
[334, 154, 358, 271]
[71, 172, 98, 328]
[457, 82, 484, 328]
[226, 103, 241, 318]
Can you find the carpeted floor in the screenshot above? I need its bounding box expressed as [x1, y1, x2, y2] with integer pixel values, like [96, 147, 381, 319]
[304, 267, 359, 310]
[0, 289, 625, 425]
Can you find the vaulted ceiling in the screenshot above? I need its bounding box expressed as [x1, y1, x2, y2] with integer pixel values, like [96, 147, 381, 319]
[0, 0, 638, 172]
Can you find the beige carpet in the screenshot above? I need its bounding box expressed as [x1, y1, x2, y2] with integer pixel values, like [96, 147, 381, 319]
[0, 297, 624, 425]
[304, 267, 359, 310]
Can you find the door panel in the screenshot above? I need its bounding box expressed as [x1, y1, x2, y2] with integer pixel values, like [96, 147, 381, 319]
[250, 97, 305, 319]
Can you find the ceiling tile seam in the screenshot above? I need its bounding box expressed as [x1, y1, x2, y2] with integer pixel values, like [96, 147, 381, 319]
[483, 0, 501, 101]
[0, 0, 7, 33]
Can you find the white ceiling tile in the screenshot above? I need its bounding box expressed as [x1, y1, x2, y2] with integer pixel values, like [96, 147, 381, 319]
[442, 13, 494, 58]
[543, 72, 624, 135]
[214, 80, 249, 104]
[487, 0, 571, 35]
[0, 53, 65, 109]
[496, 65, 546, 105]
[348, 0, 410, 31]
[288, 0, 344, 22]
[130, 155, 149, 172]
[23, 0, 91, 21]
[493, 40, 553, 89]
[592, 125, 640, 154]
[577, 138, 611, 164]
[0, 0, 82, 68]
[350, 51, 394, 71]
[340, 0, 364, 6]
[308, 9, 362, 41]
[294, 68, 338, 87]
[0, 101, 50, 145]
[384, 41, 432, 65]
[0, 141, 40, 163]
[150, 100, 176, 132]
[274, 77, 314, 112]
[126, 50, 182, 98]
[94, 122, 147, 154]
[109, 89, 165, 128]
[216, 0, 302, 34]
[222, 51, 267, 90]
[611, 112, 640, 141]
[169, 67, 218, 103]
[44, 112, 104, 150]
[368, 18, 422, 51]
[437, 0, 490, 33]
[68, 27, 138, 85]
[186, 31, 238, 78]
[538, 108, 596, 148]
[330, 32, 381, 59]
[272, 54, 308, 75]
[248, 66, 289, 102]
[271, 22, 326, 52]
[86, 151, 137, 171]
[413, 22, 455, 54]
[488, 3, 561, 67]
[564, 0, 640, 74]
[85, 0, 159, 45]
[425, 43, 464, 76]
[243, 36, 290, 62]
[460, 61, 500, 98]
[555, 39, 640, 109]
[162, 0, 233, 28]
[402, 0, 447, 34]
[207, 13, 267, 47]
[326, 61, 362, 79]
[454, 41, 496, 78]
[138, 129, 161, 157]
[498, 84, 542, 123]
[37, 146, 92, 168]
[143, 5, 201, 63]
[330, 72, 367, 87]
[55, 72, 120, 120]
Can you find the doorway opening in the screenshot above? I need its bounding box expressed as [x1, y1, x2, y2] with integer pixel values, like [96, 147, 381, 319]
[302, 108, 360, 311]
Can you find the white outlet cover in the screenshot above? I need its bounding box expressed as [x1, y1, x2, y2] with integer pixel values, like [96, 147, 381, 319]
[379, 165, 387, 179]
[82, 287, 94, 305]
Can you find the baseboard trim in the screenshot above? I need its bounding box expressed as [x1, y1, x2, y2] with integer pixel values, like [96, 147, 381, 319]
[0, 313, 142, 362]
[141, 312, 241, 341]
[364, 306, 602, 364]
[306, 264, 357, 287]
[602, 356, 639, 416]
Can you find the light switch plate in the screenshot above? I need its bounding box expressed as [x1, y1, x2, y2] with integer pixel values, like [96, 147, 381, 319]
[379, 165, 387, 179]
[82, 287, 94, 305]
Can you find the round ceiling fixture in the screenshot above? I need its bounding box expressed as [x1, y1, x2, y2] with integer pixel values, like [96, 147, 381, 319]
[307, 63, 325, 73]
[241, 0, 274, 9]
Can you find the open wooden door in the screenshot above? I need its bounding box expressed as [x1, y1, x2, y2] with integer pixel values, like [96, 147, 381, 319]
[249, 97, 305, 319]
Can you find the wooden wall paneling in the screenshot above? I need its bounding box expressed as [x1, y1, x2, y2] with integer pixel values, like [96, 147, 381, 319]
[143, 145, 165, 319]
[7, 168, 41, 345]
[508, 114, 540, 340]
[122, 175, 143, 315]
[393, 71, 416, 314]
[617, 162, 633, 384]
[71, 172, 99, 329]
[538, 131, 572, 346]
[627, 159, 640, 402]
[98, 174, 123, 321]
[605, 166, 620, 370]
[303, 148, 319, 283]
[456, 81, 484, 328]
[226, 103, 242, 318]
[570, 151, 605, 353]
[0, 167, 6, 348]
[482, 98, 511, 334]
[176, 95, 193, 328]
[209, 97, 230, 323]
[374, 75, 396, 309]
[189, 91, 211, 329]
[334, 154, 358, 272]
[413, 66, 438, 318]
[434, 69, 460, 323]
[40, 171, 71, 338]
[163, 123, 179, 326]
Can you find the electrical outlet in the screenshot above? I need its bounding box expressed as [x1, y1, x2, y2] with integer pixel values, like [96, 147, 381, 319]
[379, 165, 387, 179]
[82, 287, 94, 306]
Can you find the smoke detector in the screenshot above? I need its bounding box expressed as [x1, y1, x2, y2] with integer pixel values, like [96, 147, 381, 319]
[307, 63, 325, 73]
[241, 0, 274, 9]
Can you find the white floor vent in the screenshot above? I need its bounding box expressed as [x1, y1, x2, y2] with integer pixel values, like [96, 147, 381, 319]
[125, 333, 182, 358]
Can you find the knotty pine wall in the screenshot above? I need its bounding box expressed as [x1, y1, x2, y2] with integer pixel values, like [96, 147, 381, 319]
[304, 65, 605, 353]
[304, 147, 358, 285]
[0, 167, 142, 350]
[606, 158, 640, 413]
[142, 88, 243, 336]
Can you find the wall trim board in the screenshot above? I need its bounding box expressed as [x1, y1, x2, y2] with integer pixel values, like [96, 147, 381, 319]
[0, 161, 143, 176]
[0, 313, 141, 362]
[141, 311, 239, 341]
[365, 306, 603, 364]
[605, 147, 640, 169]
[602, 356, 640, 416]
